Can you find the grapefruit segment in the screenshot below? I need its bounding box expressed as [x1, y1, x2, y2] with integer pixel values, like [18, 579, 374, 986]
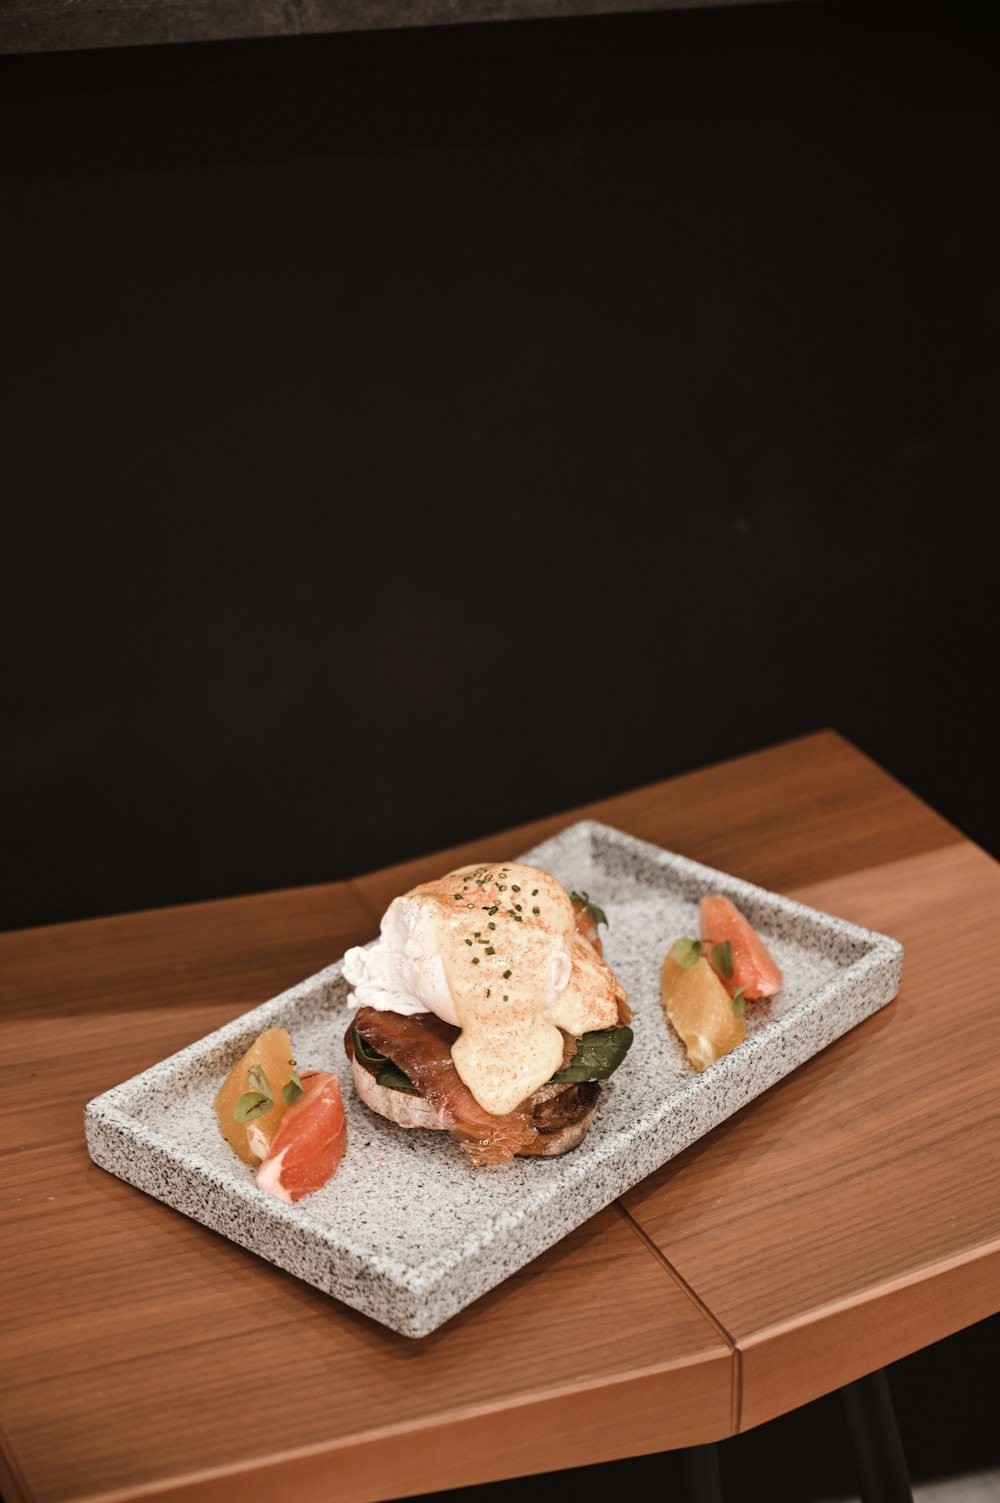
[660, 953, 746, 1071]
[213, 1026, 298, 1166]
[255, 1070, 347, 1203]
[700, 895, 783, 1001]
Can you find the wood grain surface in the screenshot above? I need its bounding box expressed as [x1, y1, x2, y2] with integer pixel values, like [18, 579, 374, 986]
[2, 1154, 730, 1503]
[2, 730, 996, 1503]
[351, 730, 960, 913]
[1, 838, 730, 1503]
[621, 839, 1000, 1429]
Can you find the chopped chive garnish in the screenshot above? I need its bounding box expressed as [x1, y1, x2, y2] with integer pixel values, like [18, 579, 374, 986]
[503, 969, 511, 979]
[485, 946, 495, 955]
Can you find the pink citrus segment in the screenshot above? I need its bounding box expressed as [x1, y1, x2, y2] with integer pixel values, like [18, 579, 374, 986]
[255, 1070, 347, 1203]
[700, 894, 783, 1001]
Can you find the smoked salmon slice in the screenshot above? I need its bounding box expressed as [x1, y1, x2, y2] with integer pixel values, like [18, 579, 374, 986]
[350, 1008, 538, 1166]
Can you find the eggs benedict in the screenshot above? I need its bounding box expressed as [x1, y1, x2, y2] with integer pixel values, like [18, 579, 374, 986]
[342, 863, 632, 1165]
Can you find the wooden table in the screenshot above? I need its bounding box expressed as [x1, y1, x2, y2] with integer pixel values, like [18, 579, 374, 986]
[3, 731, 998, 1503]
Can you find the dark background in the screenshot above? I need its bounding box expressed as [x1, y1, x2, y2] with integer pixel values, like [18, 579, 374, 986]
[2, 6, 998, 1497]
[2, 1, 997, 936]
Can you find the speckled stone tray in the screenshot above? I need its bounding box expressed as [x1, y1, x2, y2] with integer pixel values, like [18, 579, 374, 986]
[84, 821, 903, 1338]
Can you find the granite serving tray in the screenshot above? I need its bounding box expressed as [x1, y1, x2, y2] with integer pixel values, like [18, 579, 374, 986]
[84, 820, 903, 1338]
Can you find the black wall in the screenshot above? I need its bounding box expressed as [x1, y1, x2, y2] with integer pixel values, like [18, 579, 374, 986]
[3, 1, 998, 931]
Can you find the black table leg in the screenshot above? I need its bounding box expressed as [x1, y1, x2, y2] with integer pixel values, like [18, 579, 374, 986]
[681, 1442, 723, 1503]
[841, 1368, 914, 1503]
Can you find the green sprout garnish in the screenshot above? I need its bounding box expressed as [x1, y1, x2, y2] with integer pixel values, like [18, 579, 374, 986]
[282, 1071, 305, 1106]
[234, 1064, 273, 1123]
[671, 937, 702, 968]
[712, 940, 735, 981]
[569, 890, 609, 928]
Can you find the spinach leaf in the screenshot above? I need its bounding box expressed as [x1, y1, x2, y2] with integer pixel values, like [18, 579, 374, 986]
[352, 1026, 419, 1094]
[550, 1026, 633, 1084]
[352, 1024, 633, 1096]
[376, 1062, 420, 1094]
[352, 1027, 388, 1069]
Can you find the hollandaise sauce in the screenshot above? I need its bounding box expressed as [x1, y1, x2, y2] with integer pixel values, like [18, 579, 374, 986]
[411, 864, 623, 1116]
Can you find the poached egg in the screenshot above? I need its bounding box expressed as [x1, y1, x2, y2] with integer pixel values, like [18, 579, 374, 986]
[343, 862, 624, 1115]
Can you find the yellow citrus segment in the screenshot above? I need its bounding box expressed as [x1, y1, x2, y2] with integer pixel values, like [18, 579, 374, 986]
[213, 1026, 297, 1165]
[660, 954, 746, 1072]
